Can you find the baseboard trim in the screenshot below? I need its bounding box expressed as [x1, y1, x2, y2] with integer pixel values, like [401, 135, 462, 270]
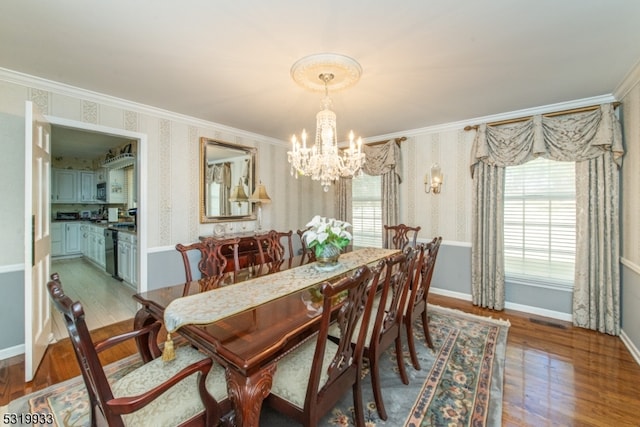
[620, 330, 640, 367]
[0, 344, 24, 361]
[430, 287, 572, 321]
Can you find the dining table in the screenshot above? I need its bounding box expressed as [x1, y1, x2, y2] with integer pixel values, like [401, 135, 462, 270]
[133, 246, 398, 427]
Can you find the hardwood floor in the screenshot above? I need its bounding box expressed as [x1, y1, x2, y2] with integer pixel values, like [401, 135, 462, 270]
[1, 292, 639, 425]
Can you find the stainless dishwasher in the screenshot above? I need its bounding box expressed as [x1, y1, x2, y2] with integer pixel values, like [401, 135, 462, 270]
[104, 228, 122, 281]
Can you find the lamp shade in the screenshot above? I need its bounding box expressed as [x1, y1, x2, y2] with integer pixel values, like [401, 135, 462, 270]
[229, 179, 249, 203]
[249, 181, 271, 204]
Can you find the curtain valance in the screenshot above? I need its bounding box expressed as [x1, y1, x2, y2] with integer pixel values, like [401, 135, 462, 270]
[362, 139, 402, 182]
[470, 104, 623, 175]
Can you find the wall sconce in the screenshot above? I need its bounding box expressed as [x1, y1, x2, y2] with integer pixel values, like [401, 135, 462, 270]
[424, 164, 443, 194]
[249, 181, 271, 230]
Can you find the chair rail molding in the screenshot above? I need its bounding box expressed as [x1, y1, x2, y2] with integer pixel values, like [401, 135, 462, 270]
[621, 257, 640, 276]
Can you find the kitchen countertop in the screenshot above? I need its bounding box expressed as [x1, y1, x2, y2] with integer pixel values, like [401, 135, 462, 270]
[52, 219, 137, 234]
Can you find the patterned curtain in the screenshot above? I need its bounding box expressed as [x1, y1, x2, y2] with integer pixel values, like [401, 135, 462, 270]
[574, 152, 621, 334]
[470, 104, 623, 334]
[336, 139, 402, 242]
[335, 177, 352, 223]
[212, 162, 232, 216]
[362, 140, 402, 247]
[471, 161, 505, 309]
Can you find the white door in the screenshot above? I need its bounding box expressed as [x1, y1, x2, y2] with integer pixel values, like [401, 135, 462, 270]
[24, 101, 52, 381]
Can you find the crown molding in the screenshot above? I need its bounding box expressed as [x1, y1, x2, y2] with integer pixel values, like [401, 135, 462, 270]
[0, 67, 285, 146]
[361, 94, 618, 143]
[614, 58, 640, 100]
[1, 67, 623, 148]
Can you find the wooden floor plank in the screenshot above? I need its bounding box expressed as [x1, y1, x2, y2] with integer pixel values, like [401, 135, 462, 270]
[1, 289, 639, 426]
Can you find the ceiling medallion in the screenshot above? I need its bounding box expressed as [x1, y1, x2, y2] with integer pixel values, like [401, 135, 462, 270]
[290, 53, 362, 92]
[287, 53, 365, 192]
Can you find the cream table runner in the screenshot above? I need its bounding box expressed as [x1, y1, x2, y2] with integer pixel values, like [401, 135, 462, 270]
[164, 247, 397, 333]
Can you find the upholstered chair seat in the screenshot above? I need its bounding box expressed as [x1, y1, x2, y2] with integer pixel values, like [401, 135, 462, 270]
[112, 345, 228, 427]
[269, 337, 337, 408]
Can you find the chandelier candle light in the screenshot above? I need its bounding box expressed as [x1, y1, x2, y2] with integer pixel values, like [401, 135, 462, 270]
[287, 54, 366, 192]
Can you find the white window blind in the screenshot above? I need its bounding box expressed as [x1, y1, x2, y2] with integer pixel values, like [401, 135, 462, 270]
[352, 173, 382, 248]
[504, 157, 576, 288]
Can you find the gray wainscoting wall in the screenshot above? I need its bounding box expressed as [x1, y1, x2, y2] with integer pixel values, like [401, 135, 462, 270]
[622, 262, 640, 357]
[0, 269, 25, 352]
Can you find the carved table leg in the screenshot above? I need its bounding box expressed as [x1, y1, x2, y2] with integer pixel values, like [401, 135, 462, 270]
[225, 363, 276, 427]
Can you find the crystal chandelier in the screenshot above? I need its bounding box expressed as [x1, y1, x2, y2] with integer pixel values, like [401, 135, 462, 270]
[287, 54, 366, 192]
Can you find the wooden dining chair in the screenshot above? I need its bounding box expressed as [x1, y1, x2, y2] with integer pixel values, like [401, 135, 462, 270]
[296, 227, 316, 264]
[265, 265, 377, 427]
[383, 223, 421, 250]
[176, 237, 240, 290]
[47, 273, 232, 427]
[356, 248, 417, 420]
[251, 230, 293, 274]
[275, 230, 295, 259]
[404, 236, 442, 369]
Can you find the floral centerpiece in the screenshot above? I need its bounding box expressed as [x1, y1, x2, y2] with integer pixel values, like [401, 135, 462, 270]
[303, 215, 352, 268]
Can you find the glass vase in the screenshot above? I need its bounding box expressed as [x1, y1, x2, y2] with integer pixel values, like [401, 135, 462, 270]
[315, 244, 341, 271]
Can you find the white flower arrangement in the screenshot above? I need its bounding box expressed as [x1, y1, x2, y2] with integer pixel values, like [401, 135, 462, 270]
[303, 215, 353, 258]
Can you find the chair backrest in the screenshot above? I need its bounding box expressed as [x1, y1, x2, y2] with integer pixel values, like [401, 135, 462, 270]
[296, 228, 316, 263]
[306, 264, 381, 414]
[176, 237, 240, 285]
[175, 241, 206, 283]
[47, 273, 125, 425]
[417, 236, 442, 303]
[383, 223, 421, 250]
[404, 243, 427, 313]
[254, 230, 292, 263]
[370, 248, 416, 346]
[274, 230, 294, 259]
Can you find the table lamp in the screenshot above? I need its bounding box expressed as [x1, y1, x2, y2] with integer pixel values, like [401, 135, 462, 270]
[249, 181, 271, 230]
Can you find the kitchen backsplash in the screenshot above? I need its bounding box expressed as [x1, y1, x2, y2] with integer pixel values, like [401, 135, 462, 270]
[52, 204, 127, 220]
[52, 156, 101, 170]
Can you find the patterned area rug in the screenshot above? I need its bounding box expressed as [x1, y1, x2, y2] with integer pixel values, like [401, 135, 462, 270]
[6, 304, 509, 427]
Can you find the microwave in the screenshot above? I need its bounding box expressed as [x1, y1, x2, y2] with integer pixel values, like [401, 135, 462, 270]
[96, 182, 107, 201]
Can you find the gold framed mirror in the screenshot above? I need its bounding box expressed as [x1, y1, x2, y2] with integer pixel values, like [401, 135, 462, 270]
[199, 137, 257, 223]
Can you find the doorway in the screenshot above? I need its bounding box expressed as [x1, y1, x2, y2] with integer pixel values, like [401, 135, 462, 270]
[46, 118, 148, 339]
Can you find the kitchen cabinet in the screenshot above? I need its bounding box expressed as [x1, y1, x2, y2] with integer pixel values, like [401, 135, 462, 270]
[97, 232, 105, 268]
[117, 232, 137, 286]
[51, 223, 64, 256]
[80, 224, 89, 256]
[52, 169, 78, 203]
[85, 224, 106, 268]
[131, 239, 137, 287]
[52, 168, 99, 203]
[79, 171, 97, 202]
[117, 240, 130, 284]
[65, 222, 82, 254]
[51, 221, 82, 256]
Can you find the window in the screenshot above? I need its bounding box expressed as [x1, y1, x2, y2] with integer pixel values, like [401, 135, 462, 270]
[504, 157, 575, 289]
[352, 173, 382, 248]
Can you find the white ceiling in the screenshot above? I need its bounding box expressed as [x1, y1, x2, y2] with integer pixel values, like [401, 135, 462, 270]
[49, 127, 133, 159]
[2, 1, 640, 150]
